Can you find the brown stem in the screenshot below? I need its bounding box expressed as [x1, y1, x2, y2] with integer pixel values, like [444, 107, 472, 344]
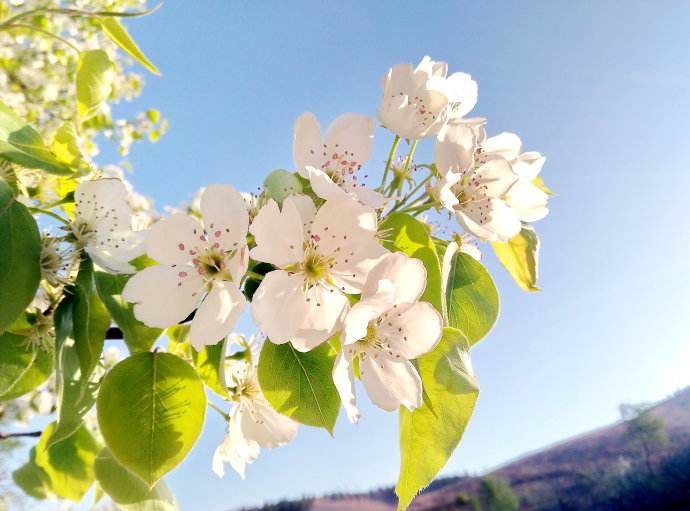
[0, 431, 42, 440]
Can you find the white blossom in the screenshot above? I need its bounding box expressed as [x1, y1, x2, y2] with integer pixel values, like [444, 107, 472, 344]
[213, 354, 297, 479]
[435, 122, 521, 242]
[250, 195, 386, 351]
[333, 253, 442, 422]
[293, 112, 385, 208]
[71, 179, 146, 273]
[123, 185, 249, 350]
[378, 56, 477, 140]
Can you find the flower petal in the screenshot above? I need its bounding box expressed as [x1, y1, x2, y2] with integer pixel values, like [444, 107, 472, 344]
[147, 213, 204, 266]
[435, 121, 477, 175]
[240, 396, 298, 448]
[343, 279, 396, 345]
[189, 282, 246, 350]
[249, 198, 306, 268]
[482, 132, 522, 162]
[457, 197, 521, 242]
[251, 270, 309, 344]
[122, 265, 203, 328]
[200, 184, 249, 250]
[361, 252, 427, 305]
[332, 349, 359, 423]
[379, 301, 442, 359]
[324, 112, 374, 169]
[304, 166, 350, 202]
[213, 406, 260, 479]
[293, 112, 324, 176]
[292, 283, 349, 351]
[360, 353, 422, 412]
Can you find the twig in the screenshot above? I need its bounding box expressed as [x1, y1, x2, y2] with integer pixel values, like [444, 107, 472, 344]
[0, 430, 42, 440]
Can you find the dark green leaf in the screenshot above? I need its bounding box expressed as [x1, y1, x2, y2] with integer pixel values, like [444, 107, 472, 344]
[72, 258, 110, 380]
[0, 178, 41, 331]
[0, 332, 53, 401]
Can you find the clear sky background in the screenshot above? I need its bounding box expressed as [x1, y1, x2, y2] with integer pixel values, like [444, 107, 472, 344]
[24, 1, 690, 510]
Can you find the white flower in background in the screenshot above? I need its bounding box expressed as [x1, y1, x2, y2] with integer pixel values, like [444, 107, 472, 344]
[250, 195, 386, 352]
[213, 353, 298, 479]
[123, 185, 249, 350]
[378, 56, 477, 140]
[333, 253, 442, 422]
[70, 179, 146, 273]
[435, 123, 521, 242]
[293, 112, 385, 209]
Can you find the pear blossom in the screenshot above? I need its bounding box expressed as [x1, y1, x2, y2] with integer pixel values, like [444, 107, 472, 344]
[333, 253, 442, 422]
[70, 178, 146, 273]
[435, 122, 521, 242]
[213, 352, 297, 479]
[123, 184, 249, 350]
[293, 112, 385, 208]
[250, 195, 386, 351]
[378, 56, 477, 140]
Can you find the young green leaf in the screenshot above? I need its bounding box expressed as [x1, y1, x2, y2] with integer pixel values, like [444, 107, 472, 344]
[12, 447, 53, 500]
[396, 327, 479, 510]
[0, 178, 41, 332]
[94, 448, 178, 510]
[442, 243, 499, 345]
[34, 422, 101, 502]
[99, 17, 161, 75]
[50, 122, 82, 167]
[380, 212, 443, 313]
[49, 299, 91, 446]
[491, 225, 541, 292]
[76, 50, 115, 123]
[258, 340, 340, 433]
[192, 337, 229, 398]
[0, 332, 54, 401]
[72, 258, 110, 381]
[0, 101, 73, 174]
[95, 272, 163, 354]
[263, 169, 303, 206]
[97, 352, 206, 487]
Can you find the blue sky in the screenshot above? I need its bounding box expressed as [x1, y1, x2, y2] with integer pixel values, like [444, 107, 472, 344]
[24, 1, 690, 510]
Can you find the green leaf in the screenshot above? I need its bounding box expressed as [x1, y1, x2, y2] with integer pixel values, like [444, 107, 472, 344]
[0, 332, 54, 401]
[0, 179, 41, 332]
[441, 243, 499, 346]
[76, 50, 115, 123]
[46, 294, 100, 447]
[94, 448, 178, 510]
[166, 324, 192, 358]
[396, 327, 479, 510]
[72, 258, 110, 380]
[380, 212, 442, 313]
[0, 101, 73, 174]
[50, 122, 81, 167]
[97, 352, 206, 487]
[257, 340, 340, 433]
[533, 175, 555, 196]
[34, 422, 100, 502]
[95, 271, 162, 354]
[263, 169, 303, 206]
[192, 338, 228, 398]
[99, 17, 160, 75]
[491, 226, 541, 292]
[12, 447, 53, 500]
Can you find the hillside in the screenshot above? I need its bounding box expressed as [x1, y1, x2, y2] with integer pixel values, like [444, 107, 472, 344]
[240, 387, 690, 511]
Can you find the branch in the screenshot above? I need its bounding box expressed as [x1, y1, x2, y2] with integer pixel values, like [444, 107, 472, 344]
[105, 310, 196, 340]
[0, 430, 42, 440]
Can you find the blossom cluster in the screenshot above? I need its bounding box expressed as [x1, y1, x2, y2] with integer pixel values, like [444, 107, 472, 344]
[50, 56, 550, 477]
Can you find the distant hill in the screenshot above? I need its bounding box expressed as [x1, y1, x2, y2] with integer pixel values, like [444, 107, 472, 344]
[238, 387, 690, 511]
